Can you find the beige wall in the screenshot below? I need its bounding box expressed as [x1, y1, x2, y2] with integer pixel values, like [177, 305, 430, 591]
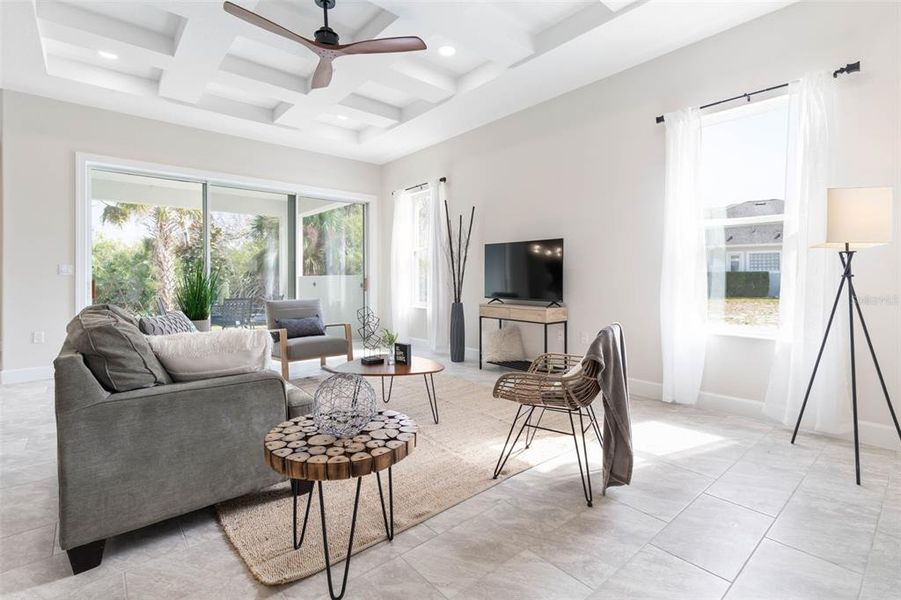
[381, 2, 901, 447]
[0, 91, 381, 374]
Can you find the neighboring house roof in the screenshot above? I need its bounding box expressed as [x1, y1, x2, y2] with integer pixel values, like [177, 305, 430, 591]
[707, 199, 784, 247]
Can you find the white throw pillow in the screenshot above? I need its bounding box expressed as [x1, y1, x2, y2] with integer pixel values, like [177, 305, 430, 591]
[483, 325, 526, 362]
[146, 328, 272, 382]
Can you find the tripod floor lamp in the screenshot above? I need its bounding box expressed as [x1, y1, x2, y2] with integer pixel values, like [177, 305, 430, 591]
[791, 187, 900, 484]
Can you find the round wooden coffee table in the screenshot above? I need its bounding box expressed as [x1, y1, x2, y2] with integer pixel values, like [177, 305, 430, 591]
[324, 356, 444, 424]
[264, 410, 417, 600]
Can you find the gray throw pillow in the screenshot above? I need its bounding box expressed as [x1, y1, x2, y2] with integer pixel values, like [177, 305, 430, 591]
[275, 315, 326, 339]
[139, 311, 197, 336]
[66, 304, 171, 392]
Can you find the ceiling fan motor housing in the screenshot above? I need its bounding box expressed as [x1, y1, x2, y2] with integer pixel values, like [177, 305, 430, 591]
[314, 26, 339, 45]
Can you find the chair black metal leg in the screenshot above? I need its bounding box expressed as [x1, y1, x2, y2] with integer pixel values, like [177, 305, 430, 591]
[849, 279, 901, 441]
[292, 479, 314, 549]
[791, 269, 847, 444]
[587, 405, 604, 445]
[318, 478, 363, 600]
[525, 408, 545, 448]
[569, 408, 593, 507]
[493, 405, 533, 479]
[375, 467, 395, 540]
[424, 374, 439, 424]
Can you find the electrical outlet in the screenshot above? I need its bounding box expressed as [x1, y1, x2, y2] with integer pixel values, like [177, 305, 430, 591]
[580, 332, 590, 344]
[58, 264, 74, 276]
[32, 331, 46, 344]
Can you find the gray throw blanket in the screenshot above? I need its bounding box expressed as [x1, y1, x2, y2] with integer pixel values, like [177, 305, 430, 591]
[584, 323, 633, 492]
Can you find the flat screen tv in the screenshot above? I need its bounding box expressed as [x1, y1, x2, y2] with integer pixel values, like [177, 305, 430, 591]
[484, 239, 564, 303]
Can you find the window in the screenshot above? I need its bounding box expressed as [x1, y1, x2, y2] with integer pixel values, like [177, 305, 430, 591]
[410, 188, 432, 307]
[702, 97, 789, 332]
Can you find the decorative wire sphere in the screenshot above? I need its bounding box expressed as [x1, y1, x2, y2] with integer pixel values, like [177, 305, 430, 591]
[313, 373, 377, 438]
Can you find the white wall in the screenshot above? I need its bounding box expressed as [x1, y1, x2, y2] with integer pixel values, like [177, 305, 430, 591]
[0, 90, 381, 377]
[381, 2, 901, 448]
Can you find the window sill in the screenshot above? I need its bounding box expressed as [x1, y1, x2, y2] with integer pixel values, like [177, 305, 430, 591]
[707, 325, 778, 341]
[411, 304, 429, 311]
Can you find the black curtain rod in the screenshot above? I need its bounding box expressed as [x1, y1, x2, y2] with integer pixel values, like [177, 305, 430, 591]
[392, 177, 447, 195]
[655, 61, 860, 124]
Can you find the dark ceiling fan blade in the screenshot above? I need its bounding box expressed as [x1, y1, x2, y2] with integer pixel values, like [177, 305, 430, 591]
[339, 36, 427, 55]
[310, 58, 334, 89]
[223, 1, 321, 53]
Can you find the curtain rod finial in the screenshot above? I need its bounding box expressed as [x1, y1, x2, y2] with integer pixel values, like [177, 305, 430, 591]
[439, 177, 447, 183]
[833, 60, 860, 78]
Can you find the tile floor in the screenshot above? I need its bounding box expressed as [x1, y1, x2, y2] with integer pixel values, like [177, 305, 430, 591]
[1, 355, 898, 599]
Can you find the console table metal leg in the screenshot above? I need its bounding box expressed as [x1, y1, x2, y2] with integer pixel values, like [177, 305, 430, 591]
[380, 376, 394, 404]
[424, 373, 440, 424]
[544, 323, 548, 353]
[375, 467, 395, 540]
[479, 316, 483, 369]
[291, 479, 314, 549]
[318, 478, 363, 600]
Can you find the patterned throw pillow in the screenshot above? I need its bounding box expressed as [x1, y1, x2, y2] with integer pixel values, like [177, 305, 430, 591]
[139, 311, 198, 336]
[274, 315, 326, 339]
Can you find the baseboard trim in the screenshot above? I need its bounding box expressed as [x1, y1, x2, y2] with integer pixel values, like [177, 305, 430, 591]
[1, 366, 54, 384]
[627, 377, 899, 451]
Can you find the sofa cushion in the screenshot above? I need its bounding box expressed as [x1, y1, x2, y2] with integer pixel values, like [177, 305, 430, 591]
[276, 316, 325, 339]
[139, 311, 197, 335]
[66, 304, 171, 392]
[273, 335, 348, 361]
[146, 329, 271, 382]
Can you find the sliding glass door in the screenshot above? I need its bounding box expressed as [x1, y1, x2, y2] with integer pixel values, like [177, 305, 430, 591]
[88, 166, 368, 330]
[208, 186, 293, 328]
[298, 198, 365, 333]
[90, 169, 203, 314]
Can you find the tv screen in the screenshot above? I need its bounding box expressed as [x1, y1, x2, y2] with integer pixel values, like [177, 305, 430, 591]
[484, 239, 564, 303]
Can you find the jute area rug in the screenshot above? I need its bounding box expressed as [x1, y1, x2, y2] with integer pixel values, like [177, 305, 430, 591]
[216, 372, 574, 585]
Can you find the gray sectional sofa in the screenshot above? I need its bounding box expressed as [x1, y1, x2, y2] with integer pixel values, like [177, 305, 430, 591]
[54, 307, 314, 574]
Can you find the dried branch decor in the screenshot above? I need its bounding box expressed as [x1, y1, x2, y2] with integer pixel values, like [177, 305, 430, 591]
[442, 190, 475, 362]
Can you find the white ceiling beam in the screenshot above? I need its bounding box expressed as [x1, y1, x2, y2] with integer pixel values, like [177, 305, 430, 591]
[37, 19, 174, 70]
[157, 18, 239, 104]
[35, 1, 175, 56]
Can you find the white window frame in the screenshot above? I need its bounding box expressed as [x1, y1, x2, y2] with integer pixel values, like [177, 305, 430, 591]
[700, 97, 788, 339]
[410, 187, 431, 309]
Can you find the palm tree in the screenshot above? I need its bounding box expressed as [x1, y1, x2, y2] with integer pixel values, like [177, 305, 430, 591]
[101, 203, 194, 312]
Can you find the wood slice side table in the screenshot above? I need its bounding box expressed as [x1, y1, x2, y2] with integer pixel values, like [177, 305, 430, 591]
[264, 409, 417, 600]
[324, 356, 444, 424]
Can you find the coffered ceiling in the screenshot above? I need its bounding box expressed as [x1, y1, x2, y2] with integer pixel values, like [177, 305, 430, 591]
[1, 1, 792, 163]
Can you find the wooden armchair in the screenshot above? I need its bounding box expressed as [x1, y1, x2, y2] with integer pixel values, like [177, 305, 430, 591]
[265, 299, 353, 380]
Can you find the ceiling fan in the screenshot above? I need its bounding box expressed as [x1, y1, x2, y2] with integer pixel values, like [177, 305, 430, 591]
[223, 0, 427, 90]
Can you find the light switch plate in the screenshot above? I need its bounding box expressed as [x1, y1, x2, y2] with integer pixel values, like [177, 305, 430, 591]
[58, 264, 74, 276]
[32, 331, 46, 344]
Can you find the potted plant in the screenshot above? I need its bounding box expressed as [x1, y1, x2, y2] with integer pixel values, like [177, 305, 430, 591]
[176, 261, 220, 332]
[381, 329, 398, 364]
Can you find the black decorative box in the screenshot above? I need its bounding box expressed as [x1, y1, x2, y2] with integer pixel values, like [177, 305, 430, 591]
[394, 343, 412, 365]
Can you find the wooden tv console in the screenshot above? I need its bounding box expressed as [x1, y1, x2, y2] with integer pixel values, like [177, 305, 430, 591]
[478, 302, 568, 370]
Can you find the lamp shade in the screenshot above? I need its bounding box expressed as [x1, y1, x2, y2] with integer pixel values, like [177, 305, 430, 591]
[816, 187, 893, 249]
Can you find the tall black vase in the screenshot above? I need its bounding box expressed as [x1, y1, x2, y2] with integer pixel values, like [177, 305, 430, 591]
[450, 301, 465, 362]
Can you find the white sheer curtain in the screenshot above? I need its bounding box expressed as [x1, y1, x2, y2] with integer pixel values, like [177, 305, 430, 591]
[390, 181, 450, 352]
[426, 180, 450, 352]
[390, 189, 414, 337]
[764, 72, 850, 433]
[660, 107, 707, 404]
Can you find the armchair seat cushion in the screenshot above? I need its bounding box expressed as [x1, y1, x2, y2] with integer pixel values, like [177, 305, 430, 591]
[273, 335, 349, 361]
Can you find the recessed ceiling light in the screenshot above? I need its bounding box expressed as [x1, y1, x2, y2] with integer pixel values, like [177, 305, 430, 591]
[438, 45, 456, 57]
[98, 50, 118, 60]
[336, 114, 348, 121]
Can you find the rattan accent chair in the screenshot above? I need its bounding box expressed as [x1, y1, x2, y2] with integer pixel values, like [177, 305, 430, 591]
[492, 350, 603, 506]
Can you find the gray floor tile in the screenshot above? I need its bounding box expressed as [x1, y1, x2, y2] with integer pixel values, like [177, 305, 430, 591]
[460, 549, 592, 600]
[859, 531, 901, 600]
[706, 459, 806, 516]
[0, 523, 55, 574]
[651, 494, 772, 581]
[603, 457, 714, 521]
[588, 545, 729, 600]
[725, 539, 861, 600]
